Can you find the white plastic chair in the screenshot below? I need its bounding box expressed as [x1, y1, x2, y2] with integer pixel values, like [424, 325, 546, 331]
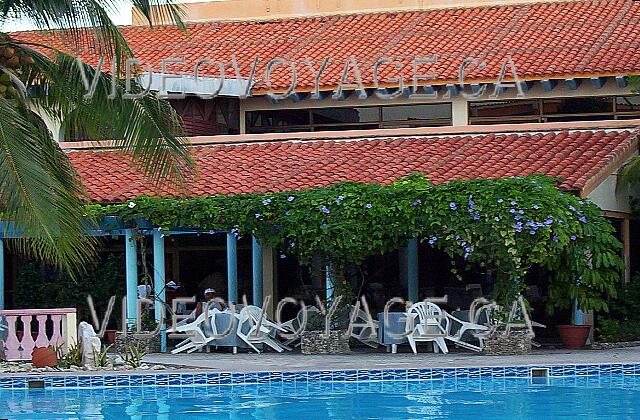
[237, 306, 288, 353]
[170, 310, 214, 354]
[280, 306, 320, 347]
[405, 302, 449, 354]
[350, 306, 379, 348]
[445, 312, 489, 352]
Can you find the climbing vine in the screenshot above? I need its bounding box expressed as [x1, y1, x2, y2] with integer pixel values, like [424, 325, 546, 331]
[86, 174, 624, 312]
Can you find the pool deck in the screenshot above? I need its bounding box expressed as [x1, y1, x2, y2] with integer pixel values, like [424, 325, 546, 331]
[0, 347, 638, 378]
[141, 346, 640, 373]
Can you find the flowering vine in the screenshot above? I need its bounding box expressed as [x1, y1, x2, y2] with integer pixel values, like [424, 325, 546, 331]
[86, 174, 623, 312]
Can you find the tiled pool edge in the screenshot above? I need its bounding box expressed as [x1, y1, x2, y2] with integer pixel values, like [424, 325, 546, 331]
[1, 363, 639, 389]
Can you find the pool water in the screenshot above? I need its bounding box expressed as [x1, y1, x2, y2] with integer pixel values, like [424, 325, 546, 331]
[1, 375, 639, 419]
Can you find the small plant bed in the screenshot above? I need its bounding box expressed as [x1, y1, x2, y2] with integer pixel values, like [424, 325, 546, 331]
[0, 360, 167, 374]
[591, 341, 640, 350]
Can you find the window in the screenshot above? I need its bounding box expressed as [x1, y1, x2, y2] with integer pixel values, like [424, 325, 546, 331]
[469, 95, 639, 125]
[382, 104, 452, 127]
[246, 103, 452, 134]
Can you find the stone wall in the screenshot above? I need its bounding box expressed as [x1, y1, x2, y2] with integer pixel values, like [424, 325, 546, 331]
[301, 331, 350, 355]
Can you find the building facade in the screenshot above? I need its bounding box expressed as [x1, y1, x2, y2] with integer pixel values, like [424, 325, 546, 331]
[6, 0, 640, 332]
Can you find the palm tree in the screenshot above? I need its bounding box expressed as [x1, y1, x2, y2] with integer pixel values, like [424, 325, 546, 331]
[0, 1, 193, 273]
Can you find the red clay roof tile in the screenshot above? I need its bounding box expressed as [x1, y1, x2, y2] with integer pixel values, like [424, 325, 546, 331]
[12, 0, 640, 91]
[66, 128, 637, 203]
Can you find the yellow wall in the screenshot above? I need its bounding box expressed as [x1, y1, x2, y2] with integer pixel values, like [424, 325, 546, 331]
[133, 0, 566, 24]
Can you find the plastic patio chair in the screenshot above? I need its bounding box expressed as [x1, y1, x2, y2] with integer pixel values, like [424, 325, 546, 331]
[405, 302, 449, 354]
[280, 306, 320, 347]
[236, 306, 289, 353]
[349, 306, 379, 348]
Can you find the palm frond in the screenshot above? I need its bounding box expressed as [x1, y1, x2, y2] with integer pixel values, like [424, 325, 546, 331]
[23, 48, 193, 189]
[130, 0, 185, 28]
[0, 0, 131, 64]
[618, 155, 640, 192]
[0, 98, 96, 273]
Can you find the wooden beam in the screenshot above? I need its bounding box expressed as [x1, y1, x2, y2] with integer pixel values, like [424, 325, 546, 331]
[590, 76, 605, 89]
[541, 79, 557, 92]
[616, 75, 628, 89]
[564, 78, 581, 90]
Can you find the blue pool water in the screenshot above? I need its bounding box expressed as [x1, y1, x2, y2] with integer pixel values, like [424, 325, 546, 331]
[1, 375, 639, 419]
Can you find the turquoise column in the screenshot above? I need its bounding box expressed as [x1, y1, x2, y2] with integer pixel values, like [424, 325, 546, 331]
[226, 233, 238, 304]
[125, 229, 138, 328]
[252, 236, 263, 305]
[153, 229, 167, 352]
[325, 263, 333, 302]
[0, 238, 4, 310]
[407, 238, 419, 302]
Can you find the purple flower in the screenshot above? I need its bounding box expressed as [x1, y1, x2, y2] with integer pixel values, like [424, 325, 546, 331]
[570, 235, 577, 241]
[552, 236, 559, 243]
[510, 209, 517, 214]
[428, 236, 438, 245]
[468, 208, 475, 214]
[533, 205, 540, 210]
[287, 196, 295, 202]
[285, 211, 292, 217]
[255, 213, 261, 219]
[494, 216, 501, 222]
[514, 215, 522, 221]
[529, 230, 537, 235]
[322, 206, 331, 214]
[450, 202, 457, 210]
[465, 247, 473, 253]
[321, 222, 328, 229]
[569, 205, 576, 211]
[455, 235, 462, 240]
[412, 199, 422, 206]
[473, 215, 481, 220]
[336, 195, 345, 203]
[289, 242, 295, 248]
[262, 199, 272, 205]
[280, 254, 287, 259]
[510, 200, 517, 206]
[518, 210, 524, 215]
[545, 219, 553, 225]
[497, 199, 504, 203]
[579, 216, 587, 223]
[468, 200, 475, 207]
[365, 203, 373, 209]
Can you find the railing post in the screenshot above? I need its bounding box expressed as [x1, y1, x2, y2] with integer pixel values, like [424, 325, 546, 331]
[153, 229, 167, 352]
[64, 310, 78, 351]
[227, 232, 238, 304]
[125, 229, 138, 329]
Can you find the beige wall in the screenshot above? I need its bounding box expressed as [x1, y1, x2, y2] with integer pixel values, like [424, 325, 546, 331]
[133, 0, 566, 24]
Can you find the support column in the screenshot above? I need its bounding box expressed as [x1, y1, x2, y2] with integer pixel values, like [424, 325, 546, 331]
[252, 236, 263, 306]
[153, 229, 167, 352]
[125, 229, 138, 328]
[325, 263, 334, 302]
[398, 246, 408, 297]
[262, 246, 276, 318]
[407, 238, 419, 303]
[0, 238, 4, 310]
[226, 232, 238, 304]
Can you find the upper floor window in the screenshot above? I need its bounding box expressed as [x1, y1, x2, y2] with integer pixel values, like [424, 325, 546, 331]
[246, 103, 452, 134]
[468, 96, 639, 125]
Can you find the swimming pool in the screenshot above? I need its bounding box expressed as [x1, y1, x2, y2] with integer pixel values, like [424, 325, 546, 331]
[1, 372, 639, 419]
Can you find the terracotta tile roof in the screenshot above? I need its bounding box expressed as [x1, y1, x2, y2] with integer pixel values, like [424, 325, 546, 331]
[66, 127, 638, 203]
[13, 0, 640, 91]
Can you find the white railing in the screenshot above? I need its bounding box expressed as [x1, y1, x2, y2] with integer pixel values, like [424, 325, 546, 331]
[0, 308, 77, 361]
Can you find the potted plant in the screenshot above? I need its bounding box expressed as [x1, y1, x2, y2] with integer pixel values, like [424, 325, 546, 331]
[556, 302, 592, 350]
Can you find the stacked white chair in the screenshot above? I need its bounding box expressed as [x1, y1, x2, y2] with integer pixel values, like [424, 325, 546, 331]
[236, 306, 289, 353]
[405, 302, 449, 354]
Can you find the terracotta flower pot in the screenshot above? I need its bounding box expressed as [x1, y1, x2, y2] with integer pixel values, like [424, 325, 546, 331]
[31, 347, 58, 368]
[557, 324, 591, 349]
[106, 329, 117, 344]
